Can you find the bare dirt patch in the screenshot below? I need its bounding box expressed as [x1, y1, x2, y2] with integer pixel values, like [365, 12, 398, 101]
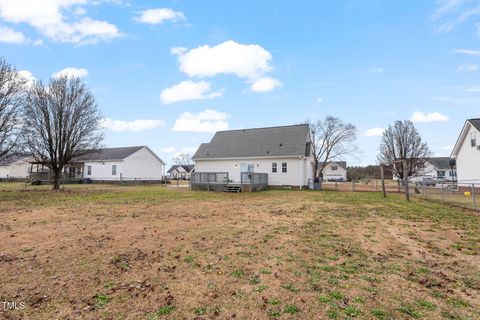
[0, 185, 478, 319]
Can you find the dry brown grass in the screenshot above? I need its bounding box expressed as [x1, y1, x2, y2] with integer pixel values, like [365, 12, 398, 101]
[0, 184, 479, 319]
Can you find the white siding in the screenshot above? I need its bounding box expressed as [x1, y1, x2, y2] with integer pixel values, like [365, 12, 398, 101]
[0, 158, 32, 179]
[195, 157, 313, 186]
[84, 147, 164, 181]
[322, 163, 347, 181]
[456, 126, 480, 184]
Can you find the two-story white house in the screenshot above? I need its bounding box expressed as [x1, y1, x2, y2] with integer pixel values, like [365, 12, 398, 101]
[193, 124, 314, 188]
[321, 161, 347, 182]
[451, 118, 480, 185]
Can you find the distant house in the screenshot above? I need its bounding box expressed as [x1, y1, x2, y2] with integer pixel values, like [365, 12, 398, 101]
[167, 164, 195, 180]
[451, 118, 480, 184]
[0, 154, 32, 180]
[321, 161, 347, 181]
[30, 146, 166, 182]
[392, 157, 456, 182]
[193, 124, 313, 188]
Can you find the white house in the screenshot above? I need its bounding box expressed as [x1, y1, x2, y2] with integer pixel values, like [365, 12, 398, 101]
[321, 161, 347, 181]
[392, 157, 456, 182]
[193, 124, 314, 188]
[167, 165, 195, 180]
[29, 146, 166, 182]
[451, 118, 480, 185]
[0, 154, 32, 180]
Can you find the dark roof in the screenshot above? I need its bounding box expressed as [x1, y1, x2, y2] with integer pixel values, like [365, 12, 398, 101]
[74, 146, 145, 161]
[427, 157, 453, 169]
[0, 153, 30, 166]
[321, 161, 347, 170]
[167, 164, 195, 173]
[468, 118, 480, 132]
[193, 124, 311, 159]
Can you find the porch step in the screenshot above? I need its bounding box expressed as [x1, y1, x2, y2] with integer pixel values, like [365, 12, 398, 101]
[224, 185, 241, 193]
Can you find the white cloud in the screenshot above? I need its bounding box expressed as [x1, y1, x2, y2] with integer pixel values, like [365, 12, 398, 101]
[363, 127, 385, 137]
[366, 67, 384, 74]
[175, 40, 273, 80]
[52, 67, 89, 79]
[410, 111, 449, 123]
[453, 49, 480, 56]
[250, 77, 282, 92]
[170, 46, 187, 55]
[431, 1, 480, 33]
[173, 109, 229, 133]
[101, 118, 165, 132]
[18, 70, 36, 86]
[161, 147, 175, 153]
[457, 63, 478, 71]
[0, 26, 27, 43]
[0, 0, 122, 45]
[133, 8, 185, 24]
[160, 80, 222, 105]
[316, 97, 324, 103]
[431, 0, 465, 21]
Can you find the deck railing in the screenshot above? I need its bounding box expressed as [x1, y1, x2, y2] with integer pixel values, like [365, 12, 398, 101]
[191, 172, 268, 192]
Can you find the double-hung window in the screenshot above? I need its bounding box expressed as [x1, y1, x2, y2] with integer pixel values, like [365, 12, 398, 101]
[282, 162, 287, 173]
[272, 162, 277, 173]
[112, 165, 117, 175]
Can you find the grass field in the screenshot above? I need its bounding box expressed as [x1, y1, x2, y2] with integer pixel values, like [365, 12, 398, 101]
[0, 184, 479, 320]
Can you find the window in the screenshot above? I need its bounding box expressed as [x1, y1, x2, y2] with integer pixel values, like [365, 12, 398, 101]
[437, 170, 445, 177]
[272, 162, 277, 173]
[282, 162, 287, 173]
[471, 131, 476, 147]
[87, 165, 92, 175]
[112, 164, 117, 175]
[331, 165, 338, 171]
[240, 163, 254, 172]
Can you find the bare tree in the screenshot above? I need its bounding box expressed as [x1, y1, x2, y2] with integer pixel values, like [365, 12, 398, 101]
[377, 120, 431, 180]
[0, 58, 27, 161]
[172, 152, 193, 166]
[309, 116, 358, 179]
[23, 76, 103, 190]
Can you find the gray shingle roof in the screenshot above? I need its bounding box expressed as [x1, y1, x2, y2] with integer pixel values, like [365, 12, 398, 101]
[320, 161, 347, 170]
[468, 118, 480, 132]
[74, 146, 145, 161]
[167, 164, 195, 173]
[427, 157, 453, 169]
[193, 124, 311, 159]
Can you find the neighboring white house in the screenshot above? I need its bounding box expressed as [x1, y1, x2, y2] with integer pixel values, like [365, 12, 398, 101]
[29, 146, 166, 182]
[451, 118, 480, 185]
[0, 154, 33, 180]
[321, 161, 347, 181]
[193, 124, 314, 188]
[392, 157, 457, 182]
[167, 165, 195, 179]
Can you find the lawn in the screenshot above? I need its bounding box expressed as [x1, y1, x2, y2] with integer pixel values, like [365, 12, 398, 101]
[0, 184, 479, 320]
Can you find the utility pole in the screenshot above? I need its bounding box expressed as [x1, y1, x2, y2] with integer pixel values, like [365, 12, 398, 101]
[380, 165, 386, 198]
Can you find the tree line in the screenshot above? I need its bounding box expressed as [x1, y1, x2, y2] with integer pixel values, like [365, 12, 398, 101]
[0, 58, 103, 190]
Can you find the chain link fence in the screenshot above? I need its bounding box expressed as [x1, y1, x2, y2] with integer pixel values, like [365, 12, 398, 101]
[321, 179, 479, 211]
[410, 181, 478, 211]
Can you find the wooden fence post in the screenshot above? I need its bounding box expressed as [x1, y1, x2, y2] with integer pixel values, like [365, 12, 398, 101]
[380, 165, 386, 198]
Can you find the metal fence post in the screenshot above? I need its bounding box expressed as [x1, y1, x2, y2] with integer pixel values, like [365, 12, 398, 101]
[352, 179, 356, 192]
[335, 181, 338, 191]
[472, 184, 477, 210]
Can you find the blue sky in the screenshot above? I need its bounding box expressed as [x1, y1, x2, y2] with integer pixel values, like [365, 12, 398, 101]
[1, 0, 479, 166]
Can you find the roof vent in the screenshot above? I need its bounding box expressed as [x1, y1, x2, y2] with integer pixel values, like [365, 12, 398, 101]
[279, 143, 283, 147]
[266, 150, 270, 154]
